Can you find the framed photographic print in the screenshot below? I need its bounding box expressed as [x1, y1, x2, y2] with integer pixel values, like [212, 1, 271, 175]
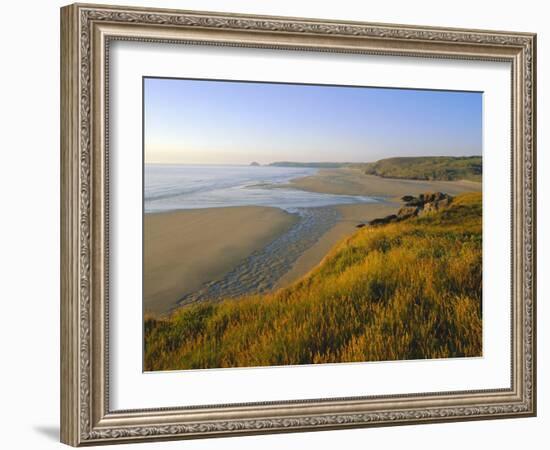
[60, 3, 537, 446]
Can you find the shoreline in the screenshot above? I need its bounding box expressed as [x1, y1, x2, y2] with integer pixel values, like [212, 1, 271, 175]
[145, 168, 481, 315]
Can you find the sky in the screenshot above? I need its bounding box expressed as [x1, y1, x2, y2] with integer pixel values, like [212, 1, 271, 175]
[144, 77, 482, 165]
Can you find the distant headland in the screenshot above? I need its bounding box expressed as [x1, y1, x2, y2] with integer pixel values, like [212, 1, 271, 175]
[268, 156, 482, 182]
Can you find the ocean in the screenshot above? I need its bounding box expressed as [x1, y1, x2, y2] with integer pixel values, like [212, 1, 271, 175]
[144, 164, 377, 213]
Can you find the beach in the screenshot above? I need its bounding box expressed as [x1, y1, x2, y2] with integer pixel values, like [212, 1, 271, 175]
[289, 167, 481, 198]
[144, 206, 297, 315]
[144, 167, 481, 315]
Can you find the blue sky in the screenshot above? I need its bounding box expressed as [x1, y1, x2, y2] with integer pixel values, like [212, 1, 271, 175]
[144, 77, 482, 165]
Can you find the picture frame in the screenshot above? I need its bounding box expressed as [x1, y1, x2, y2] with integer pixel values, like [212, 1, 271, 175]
[60, 2, 537, 446]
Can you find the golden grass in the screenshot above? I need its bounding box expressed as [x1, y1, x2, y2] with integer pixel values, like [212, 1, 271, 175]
[145, 192, 482, 371]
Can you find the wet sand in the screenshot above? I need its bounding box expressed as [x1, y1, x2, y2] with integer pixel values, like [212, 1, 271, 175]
[176, 206, 339, 306]
[144, 206, 297, 315]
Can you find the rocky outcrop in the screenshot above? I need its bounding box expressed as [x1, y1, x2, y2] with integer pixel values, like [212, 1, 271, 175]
[398, 192, 453, 218]
[367, 192, 453, 227]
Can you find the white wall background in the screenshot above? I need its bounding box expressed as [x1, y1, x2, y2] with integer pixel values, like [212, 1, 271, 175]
[0, 1, 546, 449]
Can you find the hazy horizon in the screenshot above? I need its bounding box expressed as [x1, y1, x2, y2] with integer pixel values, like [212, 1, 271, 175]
[144, 78, 483, 165]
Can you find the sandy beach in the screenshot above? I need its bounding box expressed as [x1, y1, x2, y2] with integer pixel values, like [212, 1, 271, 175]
[144, 168, 481, 315]
[289, 168, 481, 198]
[144, 206, 297, 315]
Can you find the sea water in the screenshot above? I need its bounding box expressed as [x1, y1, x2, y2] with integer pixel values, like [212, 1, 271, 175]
[144, 164, 377, 213]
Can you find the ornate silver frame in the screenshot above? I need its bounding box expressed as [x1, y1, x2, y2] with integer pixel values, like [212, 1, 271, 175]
[60, 3, 536, 446]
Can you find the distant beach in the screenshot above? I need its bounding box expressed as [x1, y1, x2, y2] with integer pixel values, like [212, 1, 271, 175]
[144, 165, 481, 315]
[289, 167, 481, 198]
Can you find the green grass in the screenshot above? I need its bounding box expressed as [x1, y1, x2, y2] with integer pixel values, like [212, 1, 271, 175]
[360, 156, 482, 182]
[144, 192, 482, 371]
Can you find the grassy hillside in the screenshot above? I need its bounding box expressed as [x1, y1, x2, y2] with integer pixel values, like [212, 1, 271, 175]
[361, 156, 482, 182]
[145, 192, 482, 371]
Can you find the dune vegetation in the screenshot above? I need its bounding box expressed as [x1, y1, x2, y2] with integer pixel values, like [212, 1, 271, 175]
[144, 192, 482, 371]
